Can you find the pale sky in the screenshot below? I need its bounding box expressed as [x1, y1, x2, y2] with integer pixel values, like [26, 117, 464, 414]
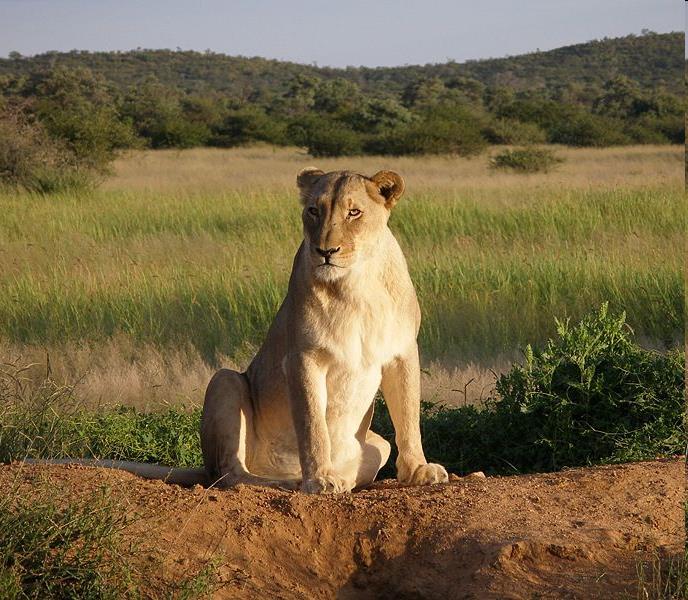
[0, 0, 683, 67]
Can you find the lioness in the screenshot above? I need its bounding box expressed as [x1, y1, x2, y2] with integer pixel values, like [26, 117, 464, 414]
[201, 168, 448, 493]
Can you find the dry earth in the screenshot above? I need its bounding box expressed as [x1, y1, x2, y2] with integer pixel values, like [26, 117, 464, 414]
[2, 459, 684, 599]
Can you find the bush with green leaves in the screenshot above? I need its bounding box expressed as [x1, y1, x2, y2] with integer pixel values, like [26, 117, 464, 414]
[31, 67, 138, 169]
[287, 115, 363, 157]
[368, 105, 487, 156]
[375, 304, 684, 475]
[482, 118, 547, 145]
[0, 106, 98, 193]
[489, 147, 563, 173]
[212, 107, 287, 147]
[549, 113, 631, 146]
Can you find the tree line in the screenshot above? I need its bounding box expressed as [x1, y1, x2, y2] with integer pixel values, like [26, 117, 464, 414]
[0, 32, 683, 191]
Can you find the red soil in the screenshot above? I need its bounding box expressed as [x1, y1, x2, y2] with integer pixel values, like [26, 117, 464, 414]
[2, 458, 683, 599]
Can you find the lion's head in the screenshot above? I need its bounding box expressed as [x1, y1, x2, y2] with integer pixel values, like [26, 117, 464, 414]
[296, 168, 405, 281]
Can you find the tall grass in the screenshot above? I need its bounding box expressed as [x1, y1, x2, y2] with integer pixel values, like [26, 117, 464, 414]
[0, 146, 683, 403]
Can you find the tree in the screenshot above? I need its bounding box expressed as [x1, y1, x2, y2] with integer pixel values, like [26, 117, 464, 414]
[593, 75, 643, 119]
[123, 77, 208, 148]
[401, 77, 446, 108]
[313, 78, 361, 114]
[31, 67, 137, 169]
[345, 97, 413, 132]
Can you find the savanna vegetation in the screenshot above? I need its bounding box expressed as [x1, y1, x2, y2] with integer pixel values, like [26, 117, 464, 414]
[2, 304, 682, 476]
[0, 31, 683, 597]
[0, 31, 683, 192]
[0, 145, 682, 406]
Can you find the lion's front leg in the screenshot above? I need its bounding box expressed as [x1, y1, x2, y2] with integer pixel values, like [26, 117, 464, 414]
[286, 352, 353, 494]
[381, 345, 448, 486]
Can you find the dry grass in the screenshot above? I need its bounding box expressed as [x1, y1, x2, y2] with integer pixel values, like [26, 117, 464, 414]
[105, 144, 682, 194]
[0, 340, 505, 409]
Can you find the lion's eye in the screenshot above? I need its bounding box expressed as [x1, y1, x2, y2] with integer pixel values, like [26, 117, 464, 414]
[308, 206, 319, 217]
[348, 208, 362, 218]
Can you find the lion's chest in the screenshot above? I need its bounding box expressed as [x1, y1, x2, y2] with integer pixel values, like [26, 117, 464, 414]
[308, 295, 409, 432]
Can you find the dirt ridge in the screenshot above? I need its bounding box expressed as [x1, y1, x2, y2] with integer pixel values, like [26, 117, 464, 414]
[2, 458, 683, 599]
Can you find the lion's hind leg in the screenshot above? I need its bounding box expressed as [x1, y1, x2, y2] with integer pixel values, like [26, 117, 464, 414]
[201, 369, 298, 490]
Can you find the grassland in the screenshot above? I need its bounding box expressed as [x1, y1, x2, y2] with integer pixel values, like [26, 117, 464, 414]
[0, 144, 683, 407]
[0, 144, 683, 598]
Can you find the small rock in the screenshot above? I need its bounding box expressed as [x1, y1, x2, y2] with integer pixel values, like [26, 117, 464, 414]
[467, 471, 486, 479]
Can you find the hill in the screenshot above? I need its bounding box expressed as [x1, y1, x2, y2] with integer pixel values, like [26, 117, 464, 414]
[0, 31, 682, 97]
[0, 31, 684, 176]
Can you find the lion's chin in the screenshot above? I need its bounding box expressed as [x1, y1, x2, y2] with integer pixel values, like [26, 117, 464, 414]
[313, 264, 347, 282]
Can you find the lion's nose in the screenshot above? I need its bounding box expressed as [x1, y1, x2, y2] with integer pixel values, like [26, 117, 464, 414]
[315, 246, 341, 258]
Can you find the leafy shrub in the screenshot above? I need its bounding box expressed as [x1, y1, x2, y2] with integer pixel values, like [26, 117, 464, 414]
[368, 105, 487, 156]
[633, 113, 685, 144]
[490, 303, 684, 469]
[624, 123, 670, 144]
[482, 118, 547, 145]
[288, 116, 362, 157]
[549, 113, 631, 146]
[369, 120, 485, 156]
[0, 107, 98, 193]
[212, 107, 287, 147]
[32, 67, 138, 169]
[490, 147, 563, 173]
[122, 76, 209, 149]
[375, 304, 684, 475]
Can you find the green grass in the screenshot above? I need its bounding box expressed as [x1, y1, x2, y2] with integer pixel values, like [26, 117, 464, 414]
[0, 183, 682, 364]
[635, 549, 688, 599]
[0, 478, 219, 599]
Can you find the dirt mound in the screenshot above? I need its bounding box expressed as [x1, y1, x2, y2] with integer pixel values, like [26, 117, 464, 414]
[2, 459, 683, 599]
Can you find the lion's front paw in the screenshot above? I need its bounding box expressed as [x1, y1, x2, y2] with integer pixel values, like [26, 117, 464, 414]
[301, 474, 352, 494]
[401, 463, 448, 486]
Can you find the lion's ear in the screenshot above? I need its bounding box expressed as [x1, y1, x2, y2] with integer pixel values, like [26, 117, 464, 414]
[370, 170, 405, 209]
[296, 167, 325, 201]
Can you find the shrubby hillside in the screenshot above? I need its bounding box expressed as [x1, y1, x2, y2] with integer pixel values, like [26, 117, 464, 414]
[0, 31, 681, 96]
[0, 31, 683, 189]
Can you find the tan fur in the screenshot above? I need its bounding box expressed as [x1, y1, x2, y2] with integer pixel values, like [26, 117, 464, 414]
[201, 168, 448, 494]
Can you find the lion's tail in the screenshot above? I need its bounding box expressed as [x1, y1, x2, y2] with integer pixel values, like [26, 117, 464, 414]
[19, 458, 208, 487]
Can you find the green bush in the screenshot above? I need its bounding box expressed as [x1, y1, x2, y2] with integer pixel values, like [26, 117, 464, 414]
[212, 107, 287, 147]
[490, 303, 684, 469]
[549, 113, 631, 146]
[288, 116, 363, 157]
[368, 105, 487, 156]
[375, 304, 684, 475]
[0, 107, 98, 193]
[32, 67, 138, 169]
[624, 123, 670, 144]
[490, 147, 563, 173]
[482, 118, 547, 145]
